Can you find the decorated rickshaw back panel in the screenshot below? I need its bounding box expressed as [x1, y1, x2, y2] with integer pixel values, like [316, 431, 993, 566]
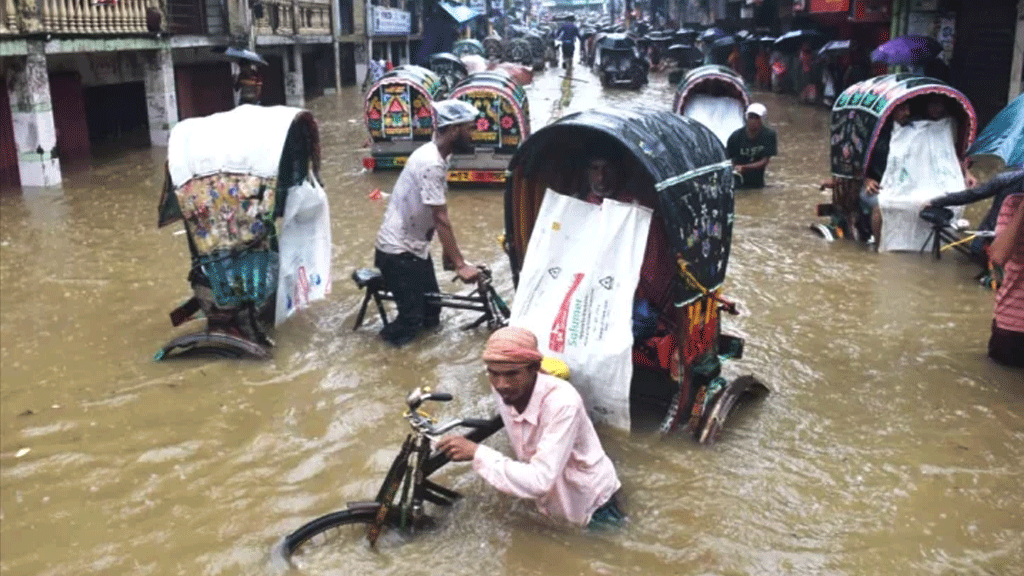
[365, 66, 444, 143]
[450, 72, 530, 154]
[830, 74, 977, 179]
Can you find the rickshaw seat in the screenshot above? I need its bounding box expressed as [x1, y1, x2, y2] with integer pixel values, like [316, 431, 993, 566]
[351, 268, 390, 330]
[352, 267, 385, 290]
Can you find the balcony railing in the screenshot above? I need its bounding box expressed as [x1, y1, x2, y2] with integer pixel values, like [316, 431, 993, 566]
[0, 0, 332, 37]
[254, 0, 331, 36]
[0, 0, 158, 35]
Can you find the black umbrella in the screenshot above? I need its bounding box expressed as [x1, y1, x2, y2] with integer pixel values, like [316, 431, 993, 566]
[817, 39, 850, 58]
[711, 35, 737, 50]
[772, 29, 826, 53]
[212, 46, 268, 66]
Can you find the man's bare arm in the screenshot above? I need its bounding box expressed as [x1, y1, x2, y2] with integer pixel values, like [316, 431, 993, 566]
[431, 204, 480, 283]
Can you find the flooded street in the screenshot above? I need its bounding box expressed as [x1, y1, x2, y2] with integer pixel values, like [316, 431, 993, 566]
[2, 62, 1022, 576]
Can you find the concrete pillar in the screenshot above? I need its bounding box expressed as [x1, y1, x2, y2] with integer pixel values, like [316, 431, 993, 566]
[8, 41, 61, 188]
[285, 45, 305, 107]
[143, 47, 178, 147]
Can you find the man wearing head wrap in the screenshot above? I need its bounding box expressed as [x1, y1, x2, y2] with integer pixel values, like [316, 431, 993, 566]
[436, 327, 624, 528]
[374, 99, 482, 346]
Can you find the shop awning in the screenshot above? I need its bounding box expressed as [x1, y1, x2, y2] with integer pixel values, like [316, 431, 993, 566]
[438, 0, 481, 24]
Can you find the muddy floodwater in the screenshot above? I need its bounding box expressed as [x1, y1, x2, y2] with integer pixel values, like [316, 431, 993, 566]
[1, 63, 1022, 576]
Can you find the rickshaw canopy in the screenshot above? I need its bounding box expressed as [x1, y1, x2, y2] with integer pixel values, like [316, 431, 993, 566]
[505, 108, 734, 305]
[597, 33, 636, 51]
[159, 105, 320, 227]
[673, 65, 751, 116]
[830, 74, 977, 179]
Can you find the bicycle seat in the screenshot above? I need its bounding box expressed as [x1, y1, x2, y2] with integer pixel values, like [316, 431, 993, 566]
[352, 268, 386, 290]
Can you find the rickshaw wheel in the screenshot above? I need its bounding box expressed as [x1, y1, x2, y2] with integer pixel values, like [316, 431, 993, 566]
[809, 222, 836, 241]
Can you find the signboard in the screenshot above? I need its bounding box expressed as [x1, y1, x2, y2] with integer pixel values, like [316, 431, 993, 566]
[807, 0, 849, 12]
[370, 6, 411, 36]
[851, 0, 890, 22]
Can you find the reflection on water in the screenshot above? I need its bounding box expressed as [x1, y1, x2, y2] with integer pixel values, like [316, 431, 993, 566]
[1, 64, 1021, 576]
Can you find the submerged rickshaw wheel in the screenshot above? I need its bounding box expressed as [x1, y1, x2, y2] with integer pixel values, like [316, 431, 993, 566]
[154, 331, 272, 361]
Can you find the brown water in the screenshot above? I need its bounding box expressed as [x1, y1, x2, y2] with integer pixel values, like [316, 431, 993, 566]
[2, 64, 1022, 576]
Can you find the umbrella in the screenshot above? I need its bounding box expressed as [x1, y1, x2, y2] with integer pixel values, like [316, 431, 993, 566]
[666, 44, 703, 66]
[966, 93, 1024, 168]
[711, 35, 737, 50]
[211, 46, 268, 66]
[700, 27, 727, 43]
[759, 35, 776, 46]
[772, 29, 826, 53]
[870, 35, 942, 66]
[817, 39, 850, 58]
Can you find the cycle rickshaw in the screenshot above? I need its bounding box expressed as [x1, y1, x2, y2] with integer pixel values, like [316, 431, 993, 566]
[426, 52, 469, 94]
[155, 105, 330, 360]
[672, 64, 751, 146]
[812, 74, 977, 242]
[446, 71, 531, 185]
[362, 65, 445, 171]
[503, 108, 768, 439]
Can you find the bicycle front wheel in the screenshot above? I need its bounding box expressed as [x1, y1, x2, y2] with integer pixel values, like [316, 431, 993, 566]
[272, 506, 379, 565]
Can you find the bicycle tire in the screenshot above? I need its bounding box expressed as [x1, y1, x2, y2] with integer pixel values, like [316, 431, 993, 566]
[274, 507, 379, 563]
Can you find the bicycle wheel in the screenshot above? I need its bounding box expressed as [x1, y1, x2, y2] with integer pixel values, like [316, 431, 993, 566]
[273, 507, 379, 564]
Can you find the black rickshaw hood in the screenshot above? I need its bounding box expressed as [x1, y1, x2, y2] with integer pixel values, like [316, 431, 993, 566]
[505, 108, 735, 306]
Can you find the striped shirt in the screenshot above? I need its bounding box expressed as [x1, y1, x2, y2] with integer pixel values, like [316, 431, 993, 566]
[994, 194, 1024, 332]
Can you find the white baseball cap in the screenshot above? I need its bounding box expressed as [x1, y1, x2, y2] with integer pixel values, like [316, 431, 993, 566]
[434, 99, 479, 128]
[746, 103, 767, 118]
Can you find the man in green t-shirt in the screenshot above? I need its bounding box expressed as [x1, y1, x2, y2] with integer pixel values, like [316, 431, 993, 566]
[726, 103, 777, 189]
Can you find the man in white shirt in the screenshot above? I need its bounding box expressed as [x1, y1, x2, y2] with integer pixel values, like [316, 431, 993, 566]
[437, 326, 624, 528]
[374, 99, 481, 346]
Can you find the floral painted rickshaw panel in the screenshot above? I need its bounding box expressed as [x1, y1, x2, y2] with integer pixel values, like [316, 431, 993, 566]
[175, 173, 277, 256]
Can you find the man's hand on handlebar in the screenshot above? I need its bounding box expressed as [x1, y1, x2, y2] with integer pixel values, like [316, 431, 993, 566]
[455, 263, 481, 284]
[435, 436, 478, 461]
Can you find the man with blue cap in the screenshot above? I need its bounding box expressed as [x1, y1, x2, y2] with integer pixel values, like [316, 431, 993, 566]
[374, 99, 482, 346]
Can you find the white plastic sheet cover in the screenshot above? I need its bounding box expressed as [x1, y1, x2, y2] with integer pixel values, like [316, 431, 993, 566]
[878, 117, 965, 252]
[510, 190, 651, 431]
[167, 105, 307, 187]
[681, 93, 746, 147]
[275, 174, 332, 326]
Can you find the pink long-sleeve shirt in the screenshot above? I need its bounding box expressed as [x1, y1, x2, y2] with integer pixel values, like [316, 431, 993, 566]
[472, 373, 621, 527]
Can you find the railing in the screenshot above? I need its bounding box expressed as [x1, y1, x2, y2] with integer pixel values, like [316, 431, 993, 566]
[295, 0, 329, 35]
[254, 0, 330, 36]
[0, 0, 159, 35]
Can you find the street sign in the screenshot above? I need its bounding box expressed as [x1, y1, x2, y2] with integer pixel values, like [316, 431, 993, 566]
[370, 7, 411, 36]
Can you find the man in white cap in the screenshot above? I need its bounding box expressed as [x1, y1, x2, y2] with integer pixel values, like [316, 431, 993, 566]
[373, 99, 482, 346]
[726, 102, 777, 189]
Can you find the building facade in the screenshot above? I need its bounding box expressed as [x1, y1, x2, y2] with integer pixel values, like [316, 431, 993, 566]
[1, 0, 355, 190]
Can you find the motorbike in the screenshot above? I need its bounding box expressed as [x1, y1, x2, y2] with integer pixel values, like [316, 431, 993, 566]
[446, 71, 531, 186]
[502, 107, 768, 442]
[672, 65, 750, 146]
[155, 105, 330, 360]
[812, 74, 977, 242]
[362, 65, 445, 171]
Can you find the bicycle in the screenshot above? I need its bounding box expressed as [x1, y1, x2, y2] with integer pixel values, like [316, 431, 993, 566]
[272, 387, 504, 564]
[351, 264, 511, 332]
